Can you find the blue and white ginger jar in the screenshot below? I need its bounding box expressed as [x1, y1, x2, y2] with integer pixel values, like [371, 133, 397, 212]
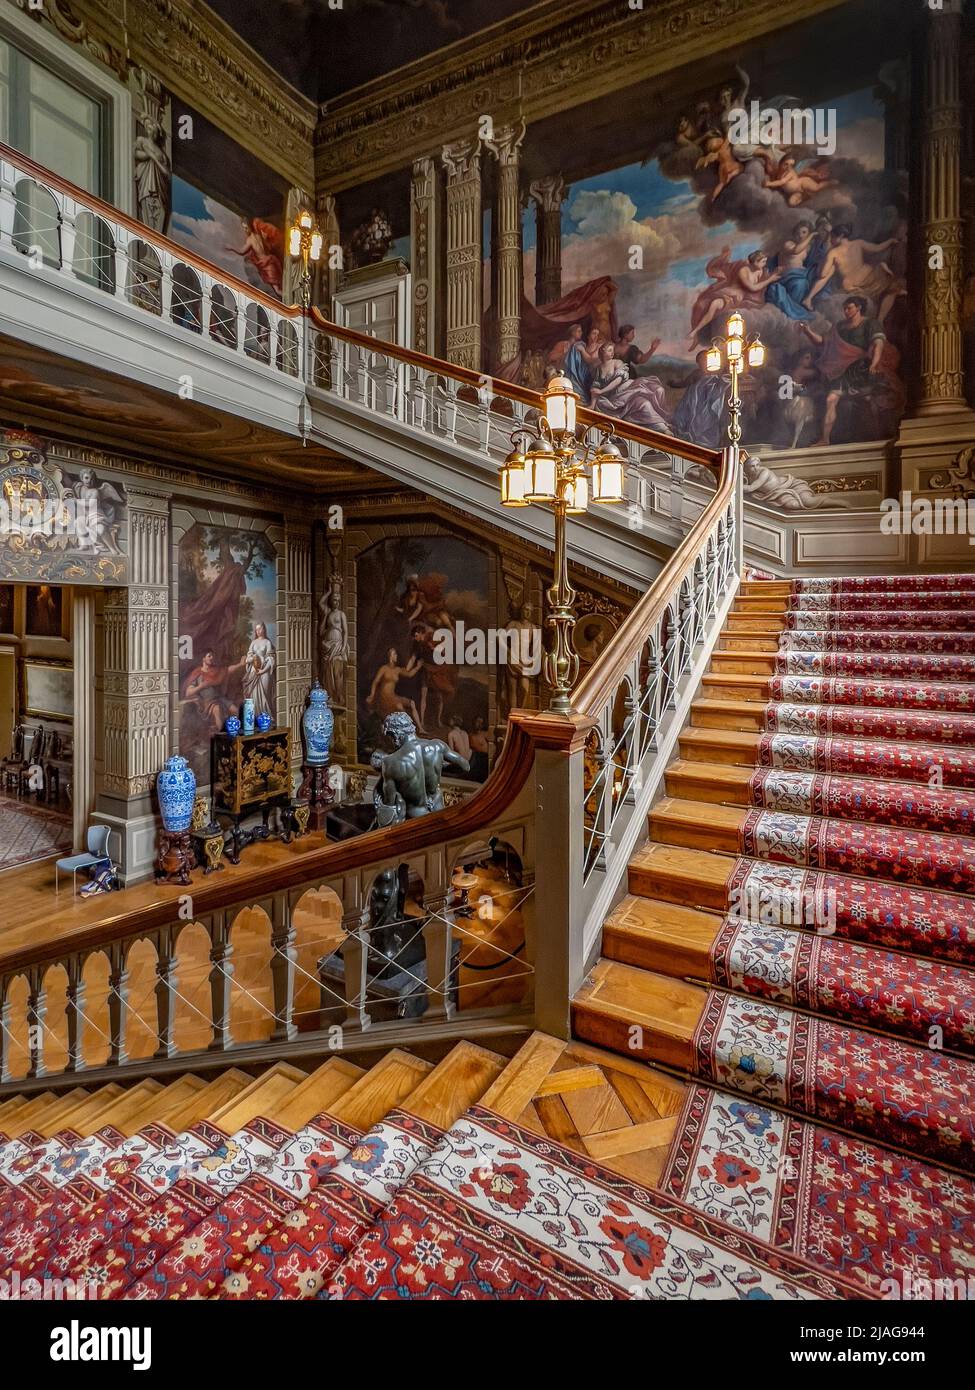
[157, 755, 197, 833]
[302, 681, 333, 766]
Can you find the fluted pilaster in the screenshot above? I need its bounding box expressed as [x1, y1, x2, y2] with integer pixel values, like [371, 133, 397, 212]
[529, 173, 564, 307]
[410, 156, 442, 355]
[442, 137, 482, 371]
[486, 121, 525, 368]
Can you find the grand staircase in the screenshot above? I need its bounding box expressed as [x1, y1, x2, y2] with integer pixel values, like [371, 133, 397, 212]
[574, 572, 975, 1291]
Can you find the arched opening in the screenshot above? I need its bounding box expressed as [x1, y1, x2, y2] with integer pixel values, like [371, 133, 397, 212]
[243, 304, 271, 363]
[292, 886, 345, 1033]
[12, 178, 61, 267]
[171, 263, 203, 332]
[2, 975, 31, 1080]
[80, 951, 111, 1069]
[276, 319, 299, 376]
[172, 923, 213, 1054]
[123, 938, 160, 1061]
[450, 840, 528, 1010]
[228, 905, 273, 1044]
[125, 241, 163, 315]
[72, 212, 115, 293]
[209, 285, 238, 348]
[40, 964, 69, 1076]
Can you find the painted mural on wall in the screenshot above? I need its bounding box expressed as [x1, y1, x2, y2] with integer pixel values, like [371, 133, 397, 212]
[511, 74, 907, 451]
[169, 102, 288, 299]
[356, 536, 490, 775]
[0, 431, 128, 583]
[178, 523, 278, 782]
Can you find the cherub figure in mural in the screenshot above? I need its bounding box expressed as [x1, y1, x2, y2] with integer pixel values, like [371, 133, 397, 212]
[695, 132, 747, 204]
[590, 343, 672, 432]
[799, 296, 902, 445]
[241, 621, 277, 720]
[687, 249, 782, 351]
[802, 224, 905, 324]
[319, 579, 350, 705]
[613, 325, 662, 378]
[226, 218, 284, 296]
[756, 152, 838, 206]
[366, 646, 423, 728]
[66, 468, 126, 553]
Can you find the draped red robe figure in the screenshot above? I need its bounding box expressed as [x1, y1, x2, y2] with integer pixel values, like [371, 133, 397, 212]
[488, 276, 620, 382]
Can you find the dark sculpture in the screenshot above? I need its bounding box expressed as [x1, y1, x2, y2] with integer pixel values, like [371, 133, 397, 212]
[372, 712, 470, 825]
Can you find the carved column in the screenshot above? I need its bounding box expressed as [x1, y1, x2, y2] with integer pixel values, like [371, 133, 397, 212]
[410, 155, 442, 355]
[284, 517, 313, 779]
[919, 0, 966, 411]
[98, 488, 171, 882]
[72, 588, 96, 853]
[442, 137, 483, 370]
[530, 173, 564, 306]
[486, 122, 525, 368]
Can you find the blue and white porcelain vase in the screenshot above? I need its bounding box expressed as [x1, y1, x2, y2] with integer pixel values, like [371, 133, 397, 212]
[302, 681, 333, 766]
[256, 711, 272, 733]
[242, 699, 255, 735]
[224, 714, 241, 738]
[157, 755, 197, 833]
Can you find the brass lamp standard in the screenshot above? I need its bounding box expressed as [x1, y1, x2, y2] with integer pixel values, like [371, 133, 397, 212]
[705, 312, 766, 445]
[287, 209, 324, 310]
[499, 374, 625, 714]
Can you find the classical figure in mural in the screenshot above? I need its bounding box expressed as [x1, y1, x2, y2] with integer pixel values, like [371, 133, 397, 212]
[366, 647, 423, 727]
[798, 296, 902, 446]
[226, 219, 284, 296]
[372, 712, 470, 824]
[318, 578, 350, 705]
[590, 343, 672, 431]
[503, 603, 536, 716]
[240, 622, 277, 720]
[802, 225, 906, 325]
[181, 650, 239, 731]
[688, 249, 783, 350]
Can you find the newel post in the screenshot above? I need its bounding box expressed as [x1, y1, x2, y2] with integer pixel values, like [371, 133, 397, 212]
[528, 713, 594, 1038]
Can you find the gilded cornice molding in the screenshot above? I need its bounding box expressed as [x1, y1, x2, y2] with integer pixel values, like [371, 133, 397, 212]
[126, 0, 315, 188]
[315, 0, 847, 191]
[3, 0, 315, 188]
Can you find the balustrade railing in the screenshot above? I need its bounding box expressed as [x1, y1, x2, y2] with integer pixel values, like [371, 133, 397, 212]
[0, 141, 740, 1088]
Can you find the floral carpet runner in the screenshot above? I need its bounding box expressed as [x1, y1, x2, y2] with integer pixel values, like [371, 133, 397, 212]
[692, 991, 975, 1171]
[331, 1107, 861, 1300]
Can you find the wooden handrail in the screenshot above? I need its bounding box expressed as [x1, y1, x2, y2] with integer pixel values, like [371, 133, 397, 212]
[0, 140, 299, 318]
[0, 710, 589, 976]
[310, 307, 723, 473]
[573, 446, 737, 714]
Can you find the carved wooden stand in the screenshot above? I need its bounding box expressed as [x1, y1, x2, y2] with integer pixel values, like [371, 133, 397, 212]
[298, 761, 334, 832]
[155, 829, 195, 885]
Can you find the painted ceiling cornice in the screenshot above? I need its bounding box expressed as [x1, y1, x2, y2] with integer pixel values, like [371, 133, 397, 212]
[315, 0, 850, 191]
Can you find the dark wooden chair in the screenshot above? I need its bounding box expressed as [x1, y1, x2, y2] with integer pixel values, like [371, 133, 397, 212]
[1, 724, 29, 796]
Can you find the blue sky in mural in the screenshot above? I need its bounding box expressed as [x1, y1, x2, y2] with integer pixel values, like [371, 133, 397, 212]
[170, 176, 280, 294]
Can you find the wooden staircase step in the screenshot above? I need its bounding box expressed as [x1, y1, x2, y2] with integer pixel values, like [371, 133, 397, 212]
[572, 960, 704, 1071]
[710, 650, 779, 674]
[628, 842, 734, 912]
[739, 580, 791, 596]
[36, 1083, 126, 1138]
[400, 1041, 507, 1129]
[724, 616, 788, 634]
[328, 1049, 434, 1132]
[70, 1080, 167, 1138]
[680, 727, 762, 765]
[160, 1069, 253, 1128]
[208, 1061, 307, 1132]
[480, 1031, 568, 1120]
[0, 1091, 58, 1136]
[602, 895, 720, 978]
[649, 796, 744, 853]
[718, 634, 780, 652]
[732, 598, 789, 613]
[274, 1057, 366, 1132]
[701, 672, 774, 699]
[691, 697, 769, 731]
[665, 760, 758, 805]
